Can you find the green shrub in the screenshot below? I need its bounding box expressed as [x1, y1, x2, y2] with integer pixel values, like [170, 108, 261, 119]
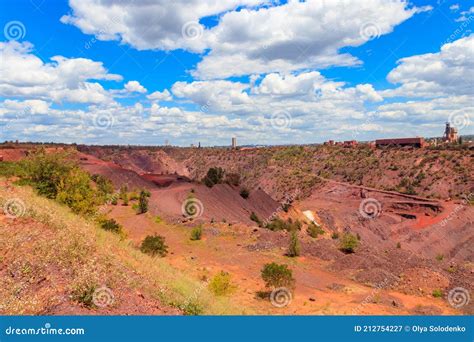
[250, 211, 262, 226]
[24, 149, 75, 198]
[137, 190, 149, 214]
[339, 233, 359, 253]
[432, 289, 443, 298]
[265, 218, 301, 231]
[287, 230, 300, 257]
[181, 301, 204, 315]
[261, 262, 295, 289]
[239, 188, 250, 199]
[119, 185, 129, 205]
[55, 168, 97, 215]
[331, 232, 340, 240]
[99, 218, 122, 233]
[208, 271, 235, 296]
[91, 174, 114, 199]
[190, 226, 202, 241]
[436, 254, 444, 261]
[307, 223, 324, 238]
[140, 234, 168, 257]
[202, 167, 224, 187]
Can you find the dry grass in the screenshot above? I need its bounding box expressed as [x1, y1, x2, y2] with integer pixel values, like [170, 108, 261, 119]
[0, 180, 243, 315]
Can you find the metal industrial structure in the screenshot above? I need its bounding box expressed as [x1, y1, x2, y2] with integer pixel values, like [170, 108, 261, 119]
[443, 122, 459, 143]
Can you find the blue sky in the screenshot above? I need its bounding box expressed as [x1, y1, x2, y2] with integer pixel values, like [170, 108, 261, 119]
[0, 0, 472, 146]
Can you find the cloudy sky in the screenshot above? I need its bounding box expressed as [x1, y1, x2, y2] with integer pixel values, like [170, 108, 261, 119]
[0, 0, 473, 146]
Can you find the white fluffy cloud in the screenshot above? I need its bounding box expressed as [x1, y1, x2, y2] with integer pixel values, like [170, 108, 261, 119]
[60, 0, 266, 52]
[0, 41, 121, 104]
[124, 81, 147, 93]
[147, 89, 172, 101]
[61, 0, 426, 79]
[383, 35, 474, 98]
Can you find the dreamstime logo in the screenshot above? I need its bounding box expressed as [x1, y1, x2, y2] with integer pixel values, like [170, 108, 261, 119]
[92, 113, 114, 129]
[270, 287, 292, 308]
[359, 198, 381, 219]
[4, 21, 26, 41]
[92, 286, 115, 308]
[181, 198, 204, 218]
[181, 21, 203, 41]
[359, 22, 381, 41]
[3, 198, 26, 219]
[449, 111, 470, 130]
[270, 110, 292, 129]
[447, 287, 470, 309]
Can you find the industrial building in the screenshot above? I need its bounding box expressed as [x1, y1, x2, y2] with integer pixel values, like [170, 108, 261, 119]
[375, 137, 426, 148]
[443, 122, 459, 143]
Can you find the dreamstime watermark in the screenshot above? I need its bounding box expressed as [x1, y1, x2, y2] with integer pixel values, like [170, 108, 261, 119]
[262, 189, 300, 226]
[5, 323, 85, 336]
[358, 198, 381, 219]
[4, 21, 26, 41]
[83, 16, 120, 50]
[447, 287, 470, 309]
[448, 110, 471, 131]
[181, 198, 204, 219]
[92, 286, 115, 308]
[436, 192, 473, 229]
[92, 113, 114, 129]
[270, 287, 292, 308]
[359, 22, 381, 41]
[181, 21, 203, 41]
[351, 277, 392, 314]
[3, 198, 26, 219]
[445, 15, 474, 44]
[270, 110, 292, 130]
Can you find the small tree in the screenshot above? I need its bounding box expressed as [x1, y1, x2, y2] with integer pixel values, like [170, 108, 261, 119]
[138, 190, 149, 214]
[120, 185, 129, 206]
[287, 230, 300, 257]
[339, 233, 359, 253]
[261, 262, 295, 289]
[140, 234, 168, 257]
[190, 225, 202, 241]
[202, 167, 224, 187]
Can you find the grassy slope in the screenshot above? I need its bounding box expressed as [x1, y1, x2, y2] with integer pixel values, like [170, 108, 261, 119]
[0, 180, 242, 315]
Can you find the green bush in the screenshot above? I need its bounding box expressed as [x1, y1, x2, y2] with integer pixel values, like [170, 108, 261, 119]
[99, 218, 122, 233]
[436, 254, 444, 261]
[307, 223, 324, 238]
[208, 271, 235, 296]
[432, 289, 443, 298]
[24, 149, 75, 199]
[202, 167, 224, 187]
[137, 190, 149, 214]
[91, 174, 114, 199]
[339, 233, 359, 253]
[331, 232, 340, 240]
[265, 218, 301, 232]
[55, 168, 97, 215]
[190, 226, 202, 241]
[261, 262, 295, 289]
[287, 230, 300, 257]
[140, 234, 168, 257]
[119, 185, 129, 206]
[239, 188, 250, 199]
[250, 211, 262, 226]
